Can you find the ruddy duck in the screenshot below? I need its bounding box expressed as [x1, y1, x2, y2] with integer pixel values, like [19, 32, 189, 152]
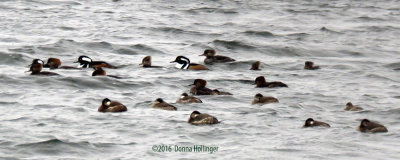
[251, 93, 278, 105]
[170, 56, 208, 70]
[151, 98, 177, 111]
[92, 67, 122, 79]
[176, 93, 202, 104]
[74, 55, 117, 69]
[304, 61, 320, 70]
[250, 61, 261, 70]
[189, 79, 214, 95]
[187, 111, 219, 125]
[44, 58, 80, 69]
[357, 119, 388, 133]
[199, 49, 235, 64]
[254, 76, 288, 88]
[344, 102, 363, 111]
[303, 118, 330, 128]
[211, 89, 232, 95]
[98, 98, 127, 112]
[28, 59, 60, 76]
[140, 56, 163, 68]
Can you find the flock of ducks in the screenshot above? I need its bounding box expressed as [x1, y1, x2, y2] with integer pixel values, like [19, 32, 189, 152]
[27, 49, 388, 132]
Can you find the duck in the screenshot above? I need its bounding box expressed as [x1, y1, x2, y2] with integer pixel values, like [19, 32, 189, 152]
[92, 67, 122, 79]
[140, 56, 163, 68]
[304, 61, 320, 70]
[250, 61, 261, 70]
[151, 98, 177, 111]
[344, 102, 363, 111]
[28, 59, 60, 76]
[254, 76, 288, 88]
[199, 49, 235, 64]
[303, 118, 330, 128]
[170, 56, 208, 70]
[357, 119, 388, 133]
[43, 58, 81, 69]
[187, 111, 219, 125]
[98, 98, 127, 112]
[176, 93, 202, 104]
[251, 93, 278, 105]
[74, 55, 117, 69]
[189, 79, 214, 95]
[211, 89, 233, 95]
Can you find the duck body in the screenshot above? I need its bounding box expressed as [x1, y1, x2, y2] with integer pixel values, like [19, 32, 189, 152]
[98, 98, 127, 112]
[188, 111, 219, 125]
[171, 56, 208, 70]
[151, 98, 177, 111]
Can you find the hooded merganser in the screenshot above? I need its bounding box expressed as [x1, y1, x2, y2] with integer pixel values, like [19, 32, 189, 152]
[44, 58, 81, 69]
[98, 98, 127, 112]
[151, 98, 177, 111]
[304, 61, 320, 70]
[170, 56, 208, 70]
[250, 61, 261, 70]
[74, 55, 117, 69]
[176, 93, 202, 104]
[187, 111, 219, 125]
[254, 76, 288, 88]
[140, 56, 163, 68]
[28, 59, 59, 76]
[92, 67, 122, 79]
[251, 93, 278, 105]
[344, 102, 363, 111]
[199, 49, 235, 64]
[357, 119, 388, 133]
[303, 118, 330, 128]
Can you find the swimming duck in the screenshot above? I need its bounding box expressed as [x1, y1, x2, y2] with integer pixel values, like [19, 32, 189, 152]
[250, 61, 261, 70]
[187, 111, 219, 125]
[43, 58, 80, 69]
[28, 59, 59, 76]
[357, 119, 388, 133]
[140, 56, 163, 68]
[176, 93, 202, 104]
[92, 67, 121, 79]
[211, 89, 233, 95]
[98, 98, 127, 112]
[170, 56, 208, 70]
[74, 55, 117, 69]
[344, 102, 363, 111]
[254, 76, 288, 88]
[199, 49, 235, 64]
[303, 118, 330, 128]
[189, 79, 214, 95]
[151, 98, 177, 111]
[304, 61, 320, 70]
[251, 93, 279, 105]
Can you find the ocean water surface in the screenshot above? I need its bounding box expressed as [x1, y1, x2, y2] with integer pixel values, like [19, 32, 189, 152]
[0, 0, 400, 159]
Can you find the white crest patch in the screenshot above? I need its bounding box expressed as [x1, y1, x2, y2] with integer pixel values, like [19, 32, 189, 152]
[310, 121, 314, 125]
[81, 57, 92, 62]
[180, 96, 185, 99]
[106, 101, 111, 106]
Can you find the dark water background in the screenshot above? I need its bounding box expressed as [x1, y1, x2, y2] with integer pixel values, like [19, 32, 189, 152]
[0, 0, 400, 159]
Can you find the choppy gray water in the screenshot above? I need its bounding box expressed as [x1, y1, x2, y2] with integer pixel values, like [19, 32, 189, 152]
[1, 0, 400, 159]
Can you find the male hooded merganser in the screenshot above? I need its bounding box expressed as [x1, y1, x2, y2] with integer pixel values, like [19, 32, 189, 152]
[44, 58, 81, 69]
[303, 118, 330, 128]
[357, 119, 388, 133]
[140, 56, 163, 68]
[170, 56, 208, 70]
[92, 67, 122, 79]
[28, 59, 60, 76]
[304, 61, 320, 70]
[98, 98, 127, 112]
[189, 79, 214, 95]
[254, 76, 288, 88]
[74, 55, 117, 69]
[251, 93, 279, 105]
[344, 102, 363, 111]
[250, 61, 261, 70]
[199, 49, 235, 64]
[187, 111, 219, 125]
[176, 93, 202, 104]
[151, 98, 177, 111]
